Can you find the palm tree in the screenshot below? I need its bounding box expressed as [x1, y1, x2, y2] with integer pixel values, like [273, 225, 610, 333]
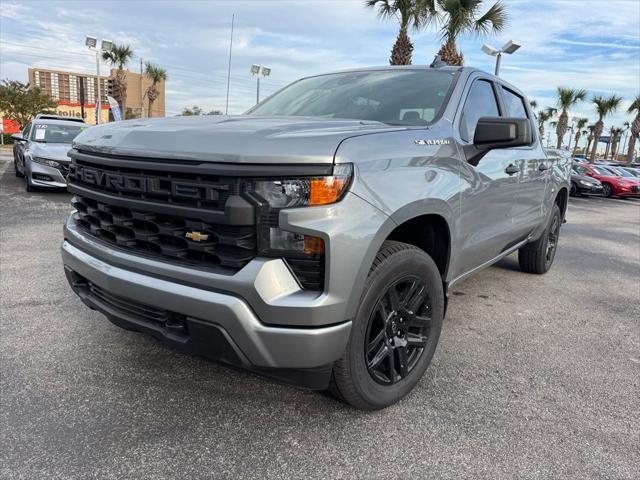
[536, 107, 555, 139]
[626, 95, 640, 164]
[607, 126, 623, 160]
[102, 43, 134, 116]
[585, 125, 595, 155]
[529, 99, 538, 111]
[555, 87, 587, 149]
[572, 117, 589, 153]
[590, 95, 622, 162]
[366, 0, 433, 65]
[432, 0, 507, 66]
[144, 62, 167, 118]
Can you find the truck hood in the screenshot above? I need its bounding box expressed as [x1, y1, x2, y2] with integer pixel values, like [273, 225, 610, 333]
[72, 115, 405, 164]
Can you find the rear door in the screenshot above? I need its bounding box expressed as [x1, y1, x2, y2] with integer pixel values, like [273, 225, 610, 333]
[453, 77, 519, 279]
[498, 86, 547, 237]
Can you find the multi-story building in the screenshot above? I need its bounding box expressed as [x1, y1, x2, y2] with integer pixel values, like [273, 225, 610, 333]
[27, 67, 166, 124]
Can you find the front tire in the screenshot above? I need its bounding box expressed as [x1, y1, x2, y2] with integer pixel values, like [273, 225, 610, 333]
[518, 204, 561, 274]
[25, 173, 35, 192]
[331, 241, 444, 410]
[14, 157, 24, 178]
[602, 183, 613, 197]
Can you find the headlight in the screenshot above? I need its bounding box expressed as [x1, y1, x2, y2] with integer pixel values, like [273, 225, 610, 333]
[32, 157, 60, 168]
[252, 164, 353, 287]
[579, 180, 591, 186]
[254, 164, 352, 208]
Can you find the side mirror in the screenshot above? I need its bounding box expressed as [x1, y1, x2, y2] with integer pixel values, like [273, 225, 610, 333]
[11, 133, 26, 142]
[464, 117, 533, 166]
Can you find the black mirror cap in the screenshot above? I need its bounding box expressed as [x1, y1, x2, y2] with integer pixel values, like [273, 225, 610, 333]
[473, 117, 532, 150]
[11, 133, 26, 142]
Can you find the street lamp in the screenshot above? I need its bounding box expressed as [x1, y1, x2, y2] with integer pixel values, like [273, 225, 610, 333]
[85, 36, 112, 124]
[482, 40, 521, 76]
[250, 64, 271, 104]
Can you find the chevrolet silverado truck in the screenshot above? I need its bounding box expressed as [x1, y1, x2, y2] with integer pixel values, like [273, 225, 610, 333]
[62, 65, 570, 409]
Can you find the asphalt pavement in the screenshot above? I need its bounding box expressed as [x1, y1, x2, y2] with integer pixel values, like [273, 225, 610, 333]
[1, 150, 639, 479]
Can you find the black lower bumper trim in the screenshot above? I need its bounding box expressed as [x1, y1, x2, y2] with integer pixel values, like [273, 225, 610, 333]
[64, 267, 333, 390]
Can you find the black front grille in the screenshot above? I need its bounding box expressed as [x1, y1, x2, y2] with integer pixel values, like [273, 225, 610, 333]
[67, 157, 238, 211]
[67, 149, 325, 289]
[632, 186, 639, 193]
[72, 195, 256, 270]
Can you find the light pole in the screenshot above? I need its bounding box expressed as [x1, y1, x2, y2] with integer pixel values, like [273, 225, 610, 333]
[251, 64, 271, 104]
[482, 40, 521, 76]
[85, 36, 112, 124]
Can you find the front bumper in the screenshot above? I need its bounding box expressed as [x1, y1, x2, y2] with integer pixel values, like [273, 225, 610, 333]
[62, 240, 351, 388]
[28, 160, 68, 188]
[576, 183, 604, 196]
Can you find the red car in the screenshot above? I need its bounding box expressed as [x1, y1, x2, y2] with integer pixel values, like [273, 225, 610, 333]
[573, 163, 640, 198]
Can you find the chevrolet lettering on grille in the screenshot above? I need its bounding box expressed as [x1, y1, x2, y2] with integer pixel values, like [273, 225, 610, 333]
[69, 164, 228, 201]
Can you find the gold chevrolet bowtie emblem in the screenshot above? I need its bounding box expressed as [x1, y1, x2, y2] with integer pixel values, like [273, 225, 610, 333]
[185, 231, 209, 242]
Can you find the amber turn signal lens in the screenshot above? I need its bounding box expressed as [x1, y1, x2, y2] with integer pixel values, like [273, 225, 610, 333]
[304, 235, 325, 255]
[310, 177, 350, 206]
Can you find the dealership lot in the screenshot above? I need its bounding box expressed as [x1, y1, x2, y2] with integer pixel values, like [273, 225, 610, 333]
[1, 152, 638, 479]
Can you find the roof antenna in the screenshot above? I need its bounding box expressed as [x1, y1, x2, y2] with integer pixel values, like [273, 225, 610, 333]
[430, 54, 446, 68]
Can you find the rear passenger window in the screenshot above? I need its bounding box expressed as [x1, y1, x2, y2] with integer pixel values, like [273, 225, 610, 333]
[460, 80, 499, 142]
[501, 87, 528, 119]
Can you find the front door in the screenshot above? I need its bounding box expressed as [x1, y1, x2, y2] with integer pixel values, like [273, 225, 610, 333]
[453, 78, 519, 279]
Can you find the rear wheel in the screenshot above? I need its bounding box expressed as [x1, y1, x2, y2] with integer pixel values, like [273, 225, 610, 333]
[518, 204, 561, 274]
[330, 241, 444, 410]
[602, 183, 613, 197]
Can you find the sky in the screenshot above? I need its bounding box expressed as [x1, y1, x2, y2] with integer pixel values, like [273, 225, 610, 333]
[1, 0, 639, 149]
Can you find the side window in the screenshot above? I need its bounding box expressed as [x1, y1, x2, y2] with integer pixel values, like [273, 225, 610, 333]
[459, 80, 500, 143]
[22, 122, 32, 139]
[576, 166, 588, 174]
[501, 87, 528, 118]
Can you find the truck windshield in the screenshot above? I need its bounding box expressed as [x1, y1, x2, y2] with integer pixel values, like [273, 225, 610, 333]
[248, 69, 456, 126]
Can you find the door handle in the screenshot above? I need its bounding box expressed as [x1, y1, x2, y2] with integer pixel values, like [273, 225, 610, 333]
[539, 163, 549, 171]
[505, 164, 519, 175]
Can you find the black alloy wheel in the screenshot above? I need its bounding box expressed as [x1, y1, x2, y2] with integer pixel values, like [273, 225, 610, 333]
[602, 183, 612, 197]
[365, 276, 432, 385]
[545, 212, 560, 267]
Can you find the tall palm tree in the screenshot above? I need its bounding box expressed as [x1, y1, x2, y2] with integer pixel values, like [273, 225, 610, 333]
[626, 95, 640, 164]
[102, 43, 134, 116]
[366, 0, 433, 65]
[590, 95, 622, 162]
[144, 62, 167, 118]
[609, 126, 624, 160]
[585, 124, 595, 155]
[572, 117, 589, 153]
[536, 107, 555, 139]
[432, 0, 507, 66]
[555, 87, 587, 149]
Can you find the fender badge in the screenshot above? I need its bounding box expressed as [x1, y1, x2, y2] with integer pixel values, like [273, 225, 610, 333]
[414, 139, 451, 145]
[185, 231, 209, 242]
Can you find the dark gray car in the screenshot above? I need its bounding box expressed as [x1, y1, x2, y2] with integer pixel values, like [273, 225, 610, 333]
[13, 116, 87, 191]
[61, 65, 570, 409]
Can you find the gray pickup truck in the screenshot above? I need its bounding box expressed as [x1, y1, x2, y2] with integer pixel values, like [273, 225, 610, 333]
[62, 65, 570, 409]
